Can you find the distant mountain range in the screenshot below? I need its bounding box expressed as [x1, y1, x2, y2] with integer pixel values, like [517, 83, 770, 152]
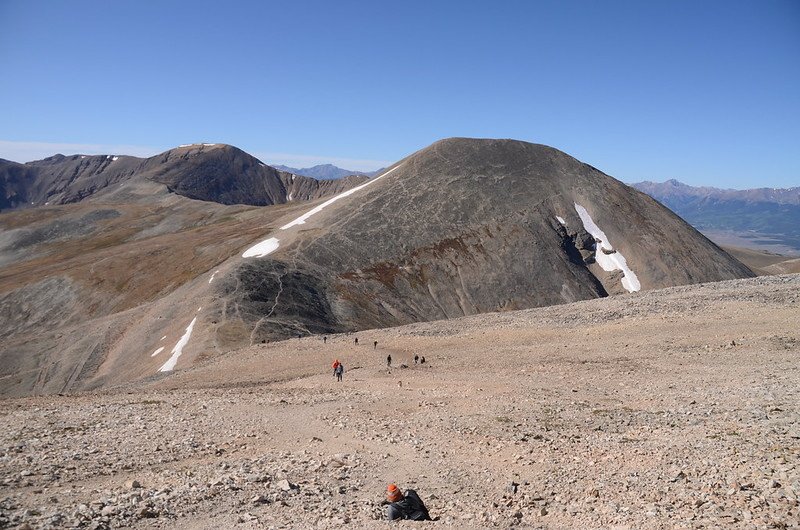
[0, 144, 369, 211]
[272, 163, 382, 180]
[632, 179, 800, 255]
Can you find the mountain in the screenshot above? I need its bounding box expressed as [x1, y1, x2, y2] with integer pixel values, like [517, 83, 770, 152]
[0, 143, 368, 211]
[273, 163, 382, 180]
[223, 139, 753, 342]
[632, 179, 800, 255]
[0, 138, 755, 397]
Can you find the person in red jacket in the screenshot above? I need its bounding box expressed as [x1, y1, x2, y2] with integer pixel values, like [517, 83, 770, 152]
[332, 359, 340, 378]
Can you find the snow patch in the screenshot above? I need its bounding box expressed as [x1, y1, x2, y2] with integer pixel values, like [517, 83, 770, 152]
[111, 156, 119, 161]
[106, 155, 111, 160]
[160, 335, 167, 341]
[288, 192, 293, 201]
[150, 347, 165, 357]
[80, 155, 86, 159]
[158, 317, 197, 372]
[556, 216, 566, 225]
[178, 144, 191, 148]
[242, 164, 403, 259]
[197, 306, 202, 312]
[280, 164, 403, 230]
[202, 143, 216, 146]
[242, 237, 280, 258]
[573, 203, 641, 293]
[291, 174, 296, 181]
[208, 270, 220, 284]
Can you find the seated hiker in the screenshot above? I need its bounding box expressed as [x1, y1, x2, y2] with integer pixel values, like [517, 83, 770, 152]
[384, 483, 431, 521]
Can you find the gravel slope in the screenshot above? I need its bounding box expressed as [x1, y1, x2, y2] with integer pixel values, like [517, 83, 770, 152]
[1, 274, 798, 529]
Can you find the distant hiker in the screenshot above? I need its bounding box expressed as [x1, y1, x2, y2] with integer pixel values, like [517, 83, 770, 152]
[298, 333, 301, 340]
[374, 340, 378, 350]
[414, 354, 419, 365]
[323, 336, 327, 344]
[354, 337, 359, 345]
[384, 484, 431, 521]
[420, 356, 426, 364]
[387, 354, 392, 368]
[332, 359, 340, 378]
[335, 363, 344, 382]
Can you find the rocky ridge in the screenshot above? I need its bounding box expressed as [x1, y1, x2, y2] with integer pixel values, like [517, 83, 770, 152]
[0, 144, 366, 210]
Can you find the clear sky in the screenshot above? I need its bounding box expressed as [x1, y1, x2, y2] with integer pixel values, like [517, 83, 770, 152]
[1, 0, 797, 188]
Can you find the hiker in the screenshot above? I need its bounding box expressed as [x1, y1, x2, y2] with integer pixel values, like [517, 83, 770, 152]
[323, 336, 327, 344]
[414, 354, 419, 365]
[354, 337, 359, 345]
[420, 356, 426, 364]
[374, 340, 378, 350]
[384, 483, 431, 521]
[335, 362, 344, 382]
[387, 354, 392, 368]
[332, 359, 340, 378]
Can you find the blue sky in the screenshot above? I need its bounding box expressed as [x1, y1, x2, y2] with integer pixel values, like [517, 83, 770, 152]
[1, 0, 797, 188]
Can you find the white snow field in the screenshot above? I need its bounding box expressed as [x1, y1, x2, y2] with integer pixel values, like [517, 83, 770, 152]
[279, 164, 403, 230]
[242, 237, 280, 258]
[556, 216, 566, 225]
[242, 164, 403, 258]
[158, 317, 197, 372]
[150, 347, 165, 357]
[574, 203, 641, 292]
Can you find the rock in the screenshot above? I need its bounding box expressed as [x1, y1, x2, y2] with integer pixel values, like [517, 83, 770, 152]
[136, 507, 157, 518]
[277, 479, 297, 491]
[670, 470, 686, 482]
[125, 479, 142, 489]
[251, 494, 270, 504]
[539, 507, 548, 516]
